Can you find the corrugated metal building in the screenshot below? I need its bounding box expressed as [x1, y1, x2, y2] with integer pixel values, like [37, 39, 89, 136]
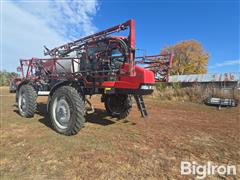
[169, 73, 240, 83]
[168, 73, 240, 99]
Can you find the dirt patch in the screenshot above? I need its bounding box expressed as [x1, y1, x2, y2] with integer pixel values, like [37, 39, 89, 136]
[0, 87, 239, 179]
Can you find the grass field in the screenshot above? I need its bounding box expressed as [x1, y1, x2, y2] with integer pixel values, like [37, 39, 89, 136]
[0, 86, 239, 179]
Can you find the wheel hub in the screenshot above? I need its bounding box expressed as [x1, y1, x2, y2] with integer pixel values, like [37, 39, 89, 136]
[19, 93, 27, 112]
[53, 97, 70, 129]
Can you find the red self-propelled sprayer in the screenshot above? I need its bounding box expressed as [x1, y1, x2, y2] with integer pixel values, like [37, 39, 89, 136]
[16, 19, 172, 135]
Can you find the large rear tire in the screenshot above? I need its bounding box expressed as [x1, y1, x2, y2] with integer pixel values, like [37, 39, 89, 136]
[104, 94, 132, 119]
[18, 85, 37, 118]
[49, 86, 85, 136]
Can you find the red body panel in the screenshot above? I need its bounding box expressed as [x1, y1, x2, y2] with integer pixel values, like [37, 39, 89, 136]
[102, 64, 154, 89]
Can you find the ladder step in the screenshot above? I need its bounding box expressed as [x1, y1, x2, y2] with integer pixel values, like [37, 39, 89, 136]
[134, 95, 148, 118]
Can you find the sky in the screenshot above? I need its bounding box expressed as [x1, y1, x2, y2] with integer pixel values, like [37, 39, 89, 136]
[0, 0, 239, 73]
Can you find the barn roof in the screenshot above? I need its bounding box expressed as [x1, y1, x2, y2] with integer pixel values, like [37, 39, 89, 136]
[169, 73, 240, 82]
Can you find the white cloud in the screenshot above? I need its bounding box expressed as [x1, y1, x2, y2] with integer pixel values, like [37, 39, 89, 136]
[13, 0, 99, 39]
[209, 60, 240, 69]
[1, 0, 99, 72]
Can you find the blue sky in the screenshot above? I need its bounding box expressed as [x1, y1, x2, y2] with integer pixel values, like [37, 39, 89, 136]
[1, 0, 239, 73]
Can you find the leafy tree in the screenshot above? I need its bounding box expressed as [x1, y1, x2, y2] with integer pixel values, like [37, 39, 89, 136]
[0, 70, 18, 86]
[162, 40, 209, 75]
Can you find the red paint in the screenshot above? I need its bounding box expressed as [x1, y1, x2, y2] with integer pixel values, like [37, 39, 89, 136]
[102, 64, 154, 89]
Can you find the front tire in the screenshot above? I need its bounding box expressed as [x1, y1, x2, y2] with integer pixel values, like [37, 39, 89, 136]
[104, 94, 132, 119]
[18, 85, 37, 118]
[49, 86, 85, 136]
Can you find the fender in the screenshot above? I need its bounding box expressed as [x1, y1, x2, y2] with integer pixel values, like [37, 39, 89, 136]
[47, 80, 84, 112]
[47, 81, 69, 112]
[16, 79, 30, 91]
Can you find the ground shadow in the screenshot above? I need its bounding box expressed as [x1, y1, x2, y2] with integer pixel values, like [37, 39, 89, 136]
[85, 109, 115, 126]
[13, 104, 20, 114]
[37, 103, 52, 129]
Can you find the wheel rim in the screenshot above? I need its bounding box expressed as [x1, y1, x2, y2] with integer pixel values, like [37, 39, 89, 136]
[18, 91, 27, 114]
[52, 96, 71, 129]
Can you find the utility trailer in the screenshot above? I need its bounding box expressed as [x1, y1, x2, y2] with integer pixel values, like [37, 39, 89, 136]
[205, 97, 238, 109]
[16, 19, 172, 135]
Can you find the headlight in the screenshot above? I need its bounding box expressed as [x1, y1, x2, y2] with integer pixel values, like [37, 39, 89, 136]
[140, 85, 154, 90]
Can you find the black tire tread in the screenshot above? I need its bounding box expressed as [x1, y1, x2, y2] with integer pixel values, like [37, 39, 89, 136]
[18, 85, 37, 118]
[50, 86, 85, 136]
[104, 94, 132, 119]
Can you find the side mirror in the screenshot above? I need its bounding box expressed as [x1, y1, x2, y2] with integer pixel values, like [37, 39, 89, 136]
[17, 66, 22, 72]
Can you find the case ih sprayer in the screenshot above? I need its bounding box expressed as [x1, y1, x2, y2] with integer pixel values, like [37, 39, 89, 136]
[16, 19, 172, 135]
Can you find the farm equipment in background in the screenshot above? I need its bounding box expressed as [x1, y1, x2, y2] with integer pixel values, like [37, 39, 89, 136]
[16, 19, 172, 135]
[135, 53, 172, 82]
[205, 97, 238, 109]
[9, 76, 22, 93]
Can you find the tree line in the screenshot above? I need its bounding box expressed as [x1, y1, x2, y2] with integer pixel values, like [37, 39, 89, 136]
[0, 71, 18, 86]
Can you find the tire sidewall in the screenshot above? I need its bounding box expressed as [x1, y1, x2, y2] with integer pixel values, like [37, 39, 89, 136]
[105, 94, 132, 118]
[17, 85, 37, 117]
[50, 87, 84, 134]
[18, 87, 27, 116]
